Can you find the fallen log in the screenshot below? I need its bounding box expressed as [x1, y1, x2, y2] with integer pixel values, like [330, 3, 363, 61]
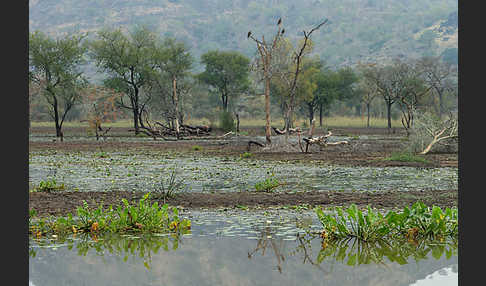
[271, 126, 302, 135]
[302, 131, 348, 152]
[151, 121, 211, 137]
[247, 140, 265, 151]
[218, 131, 234, 138]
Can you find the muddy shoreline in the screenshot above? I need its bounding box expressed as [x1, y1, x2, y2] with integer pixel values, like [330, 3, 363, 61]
[29, 189, 458, 218]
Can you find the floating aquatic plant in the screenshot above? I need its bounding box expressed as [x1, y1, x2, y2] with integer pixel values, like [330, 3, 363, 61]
[315, 202, 457, 243]
[29, 193, 191, 238]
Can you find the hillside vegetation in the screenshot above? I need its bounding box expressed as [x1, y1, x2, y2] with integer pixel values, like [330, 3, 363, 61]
[30, 0, 458, 74]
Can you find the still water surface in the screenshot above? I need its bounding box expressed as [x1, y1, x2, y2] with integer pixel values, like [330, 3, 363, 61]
[29, 210, 457, 286]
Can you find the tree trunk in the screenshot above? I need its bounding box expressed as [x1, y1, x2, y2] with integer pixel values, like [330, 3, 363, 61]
[438, 91, 444, 118]
[308, 102, 314, 127]
[319, 103, 323, 127]
[173, 76, 180, 138]
[132, 108, 139, 135]
[235, 112, 240, 133]
[222, 94, 228, 112]
[52, 96, 64, 141]
[131, 86, 140, 135]
[386, 102, 392, 129]
[264, 73, 271, 145]
[366, 102, 371, 128]
[284, 107, 291, 143]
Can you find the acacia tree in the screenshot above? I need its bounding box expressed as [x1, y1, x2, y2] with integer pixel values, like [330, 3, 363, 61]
[398, 68, 432, 135]
[310, 66, 357, 127]
[198, 50, 250, 112]
[416, 56, 457, 117]
[152, 38, 193, 138]
[278, 57, 322, 128]
[361, 60, 412, 130]
[29, 31, 87, 139]
[356, 64, 379, 128]
[89, 26, 157, 135]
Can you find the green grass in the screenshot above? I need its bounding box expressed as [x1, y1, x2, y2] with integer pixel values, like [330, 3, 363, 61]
[383, 152, 430, 164]
[30, 179, 65, 193]
[240, 152, 253, 159]
[191, 145, 203, 151]
[254, 173, 282, 192]
[31, 116, 403, 130]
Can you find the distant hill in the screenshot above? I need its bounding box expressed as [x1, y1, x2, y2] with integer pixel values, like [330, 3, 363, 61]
[29, 0, 458, 78]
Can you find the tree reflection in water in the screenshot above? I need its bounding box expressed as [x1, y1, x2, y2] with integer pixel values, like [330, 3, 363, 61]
[30, 223, 457, 271]
[245, 224, 457, 274]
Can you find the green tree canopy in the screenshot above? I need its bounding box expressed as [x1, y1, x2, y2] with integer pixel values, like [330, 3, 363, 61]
[198, 50, 251, 112]
[29, 31, 88, 138]
[89, 26, 157, 134]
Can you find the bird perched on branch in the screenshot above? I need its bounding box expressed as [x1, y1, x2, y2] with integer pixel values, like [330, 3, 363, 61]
[281, 29, 285, 35]
[247, 31, 252, 38]
[277, 18, 282, 25]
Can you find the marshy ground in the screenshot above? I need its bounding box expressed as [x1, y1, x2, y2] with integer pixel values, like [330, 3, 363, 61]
[29, 125, 458, 217]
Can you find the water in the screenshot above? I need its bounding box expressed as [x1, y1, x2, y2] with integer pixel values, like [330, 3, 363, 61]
[29, 210, 458, 286]
[29, 151, 458, 193]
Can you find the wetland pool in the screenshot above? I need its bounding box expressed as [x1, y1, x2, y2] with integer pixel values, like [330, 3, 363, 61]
[29, 151, 458, 193]
[29, 210, 458, 286]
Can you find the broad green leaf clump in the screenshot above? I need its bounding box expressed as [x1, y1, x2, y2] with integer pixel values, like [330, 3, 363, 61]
[315, 202, 457, 242]
[29, 193, 191, 238]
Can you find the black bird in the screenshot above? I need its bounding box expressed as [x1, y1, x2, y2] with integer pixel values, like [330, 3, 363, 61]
[281, 29, 285, 35]
[277, 18, 282, 25]
[247, 31, 252, 38]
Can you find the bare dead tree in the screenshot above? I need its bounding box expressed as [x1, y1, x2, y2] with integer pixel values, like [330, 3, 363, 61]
[280, 19, 328, 142]
[414, 111, 458, 155]
[248, 18, 328, 145]
[248, 18, 285, 145]
[247, 225, 287, 273]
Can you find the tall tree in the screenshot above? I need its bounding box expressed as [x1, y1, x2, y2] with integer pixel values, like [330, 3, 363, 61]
[29, 31, 87, 139]
[248, 17, 327, 143]
[274, 56, 321, 128]
[247, 18, 285, 144]
[310, 66, 357, 127]
[273, 20, 328, 139]
[198, 50, 250, 112]
[361, 60, 409, 130]
[152, 38, 193, 138]
[356, 63, 380, 128]
[89, 26, 157, 135]
[416, 56, 457, 117]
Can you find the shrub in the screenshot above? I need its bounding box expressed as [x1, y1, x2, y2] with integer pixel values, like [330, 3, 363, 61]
[254, 173, 281, 192]
[191, 145, 203, 151]
[154, 167, 187, 199]
[31, 179, 65, 192]
[218, 111, 235, 132]
[240, 152, 252, 158]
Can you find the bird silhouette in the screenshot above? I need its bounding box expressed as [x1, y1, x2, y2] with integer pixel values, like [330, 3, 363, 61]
[281, 29, 285, 34]
[277, 18, 282, 25]
[247, 31, 252, 38]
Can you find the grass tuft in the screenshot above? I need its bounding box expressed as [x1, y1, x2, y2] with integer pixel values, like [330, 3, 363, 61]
[383, 152, 429, 164]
